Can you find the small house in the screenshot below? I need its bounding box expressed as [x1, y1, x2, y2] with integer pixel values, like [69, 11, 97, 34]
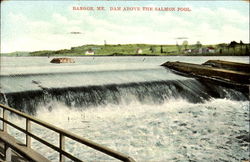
[197, 47, 216, 54]
[184, 49, 192, 54]
[199, 48, 206, 54]
[136, 48, 143, 54]
[191, 49, 199, 54]
[85, 49, 95, 55]
[207, 47, 215, 53]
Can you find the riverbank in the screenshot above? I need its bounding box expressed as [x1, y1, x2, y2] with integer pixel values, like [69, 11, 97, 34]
[2, 42, 249, 57]
[1, 53, 249, 57]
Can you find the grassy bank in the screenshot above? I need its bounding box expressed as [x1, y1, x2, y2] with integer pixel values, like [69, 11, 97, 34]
[2, 43, 250, 57]
[29, 44, 178, 56]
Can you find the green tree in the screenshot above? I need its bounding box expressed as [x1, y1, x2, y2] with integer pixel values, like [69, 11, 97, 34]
[228, 41, 238, 55]
[149, 46, 156, 53]
[160, 45, 164, 53]
[182, 40, 188, 50]
[245, 46, 249, 55]
[240, 40, 244, 55]
[176, 43, 182, 54]
[218, 43, 227, 54]
[196, 41, 202, 49]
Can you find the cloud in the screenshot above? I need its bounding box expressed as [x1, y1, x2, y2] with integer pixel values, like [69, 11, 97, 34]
[70, 32, 82, 34]
[217, 7, 248, 24]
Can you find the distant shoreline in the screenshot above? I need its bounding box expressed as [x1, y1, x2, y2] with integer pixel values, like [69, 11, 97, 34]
[1, 54, 249, 57]
[2, 42, 249, 57]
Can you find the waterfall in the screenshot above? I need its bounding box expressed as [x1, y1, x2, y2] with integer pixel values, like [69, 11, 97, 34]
[1, 79, 247, 115]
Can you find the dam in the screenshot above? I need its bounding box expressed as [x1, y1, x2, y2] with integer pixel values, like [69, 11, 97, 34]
[0, 56, 249, 161]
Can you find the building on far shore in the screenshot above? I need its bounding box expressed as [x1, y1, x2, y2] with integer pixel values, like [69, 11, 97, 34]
[184, 49, 192, 54]
[136, 48, 143, 54]
[85, 49, 95, 55]
[183, 47, 216, 54]
[198, 47, 216, 54]
[207, 47, 215, 53]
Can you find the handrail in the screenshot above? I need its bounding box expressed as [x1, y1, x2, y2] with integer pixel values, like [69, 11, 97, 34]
[0, 104, 135, 162]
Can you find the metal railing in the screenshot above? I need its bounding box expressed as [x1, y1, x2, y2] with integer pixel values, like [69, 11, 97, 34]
[0, 104, 135, 162]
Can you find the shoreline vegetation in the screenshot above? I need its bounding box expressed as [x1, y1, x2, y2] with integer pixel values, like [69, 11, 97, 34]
[1, 41, 250, 57]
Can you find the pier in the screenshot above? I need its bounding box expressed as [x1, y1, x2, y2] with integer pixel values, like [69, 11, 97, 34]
[161, 60, 250, 86]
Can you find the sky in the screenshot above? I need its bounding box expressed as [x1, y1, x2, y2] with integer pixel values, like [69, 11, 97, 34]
[1, 0, 249, 53]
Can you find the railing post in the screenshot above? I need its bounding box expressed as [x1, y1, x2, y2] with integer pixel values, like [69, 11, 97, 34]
[0, 107, 2, 131]
[3, 109, 8, 132]
[59, 134, 65, 162]
[26, 118, 31, 147]
[4, 143, 12, 161]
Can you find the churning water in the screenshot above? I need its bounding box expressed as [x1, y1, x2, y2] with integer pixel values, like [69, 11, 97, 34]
[0, 56, 249, 161]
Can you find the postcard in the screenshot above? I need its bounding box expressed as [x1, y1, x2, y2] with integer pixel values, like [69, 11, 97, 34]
[0, 0, 249, 161]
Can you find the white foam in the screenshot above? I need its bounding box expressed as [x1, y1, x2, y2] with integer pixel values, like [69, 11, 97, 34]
[16, 98, 247, 161]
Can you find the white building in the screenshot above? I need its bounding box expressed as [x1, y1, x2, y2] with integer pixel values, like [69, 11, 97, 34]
[184, 49, 192, 54]
[198, 47, 216, 54]
[85, 49, 95, 55]
[207, 47, 215, 53]
[136, 48, 143, 54]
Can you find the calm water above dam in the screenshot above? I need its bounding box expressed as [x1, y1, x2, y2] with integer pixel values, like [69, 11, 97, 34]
[0, 56, 249, 161]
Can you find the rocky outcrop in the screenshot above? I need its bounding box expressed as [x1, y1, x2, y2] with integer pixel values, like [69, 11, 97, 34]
[161, 60, 250, 85]
[50, 58, 75, 63]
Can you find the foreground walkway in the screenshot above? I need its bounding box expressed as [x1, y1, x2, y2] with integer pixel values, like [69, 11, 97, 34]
[0, 104, 135, 162]
[0, 140, 27, 162]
